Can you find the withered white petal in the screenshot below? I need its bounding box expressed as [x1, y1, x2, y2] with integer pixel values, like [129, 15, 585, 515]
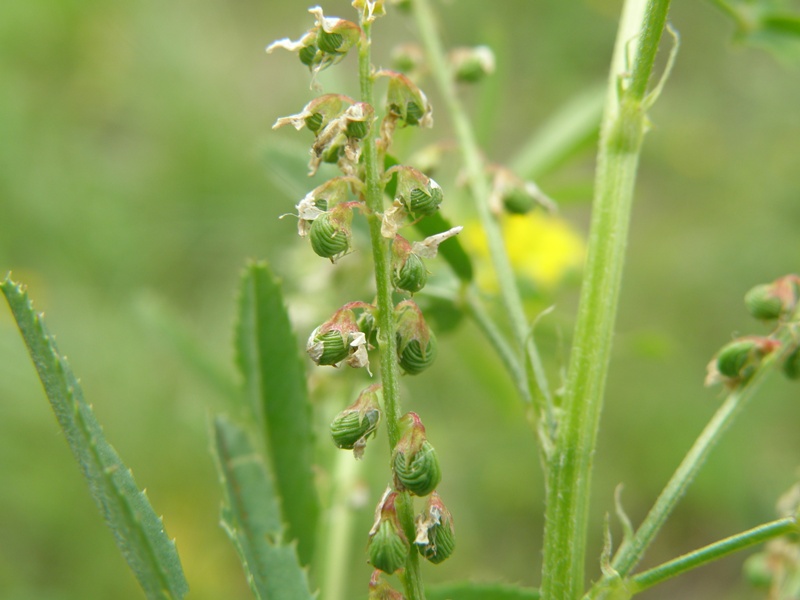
[412, 226, 463, 259]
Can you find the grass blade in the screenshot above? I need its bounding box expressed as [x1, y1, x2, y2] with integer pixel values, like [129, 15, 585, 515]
[0, 275, 188, 600]
[234, 261, 319, 566]
[212, 415, 316, 600]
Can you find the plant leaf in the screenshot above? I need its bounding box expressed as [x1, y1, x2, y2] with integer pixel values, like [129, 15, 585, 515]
[234, 261, 319, 566]
[426, 582, 540, 600]
[212, 415, 316, 600]
[0, 275, 189, 600]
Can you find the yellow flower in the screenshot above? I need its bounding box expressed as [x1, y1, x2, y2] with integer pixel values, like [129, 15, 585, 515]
[463, 212, 585, 292]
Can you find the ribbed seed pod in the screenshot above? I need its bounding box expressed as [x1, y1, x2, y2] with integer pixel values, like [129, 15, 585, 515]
[745, 284, 784, 321]
[783, 346, 800, 380]
[394, 440, 441, 496]
[368, 519, 408, 574]
[330, 408, 380, 449]
[308, 329, 349, 366]
[398, 334, 437, 375]
[405, 101, 424, 126]
[346, 119, 369, 139]
[304, 111, 324, 134]
[310, 212, 349, 259]
[299, 44, 318, 67]
[717, 339, 759, 379]
[317, 30, 345, 54]
[420, 517, 455, 564]
[393, 253, 427, 294]
[408, 185, 442, 216]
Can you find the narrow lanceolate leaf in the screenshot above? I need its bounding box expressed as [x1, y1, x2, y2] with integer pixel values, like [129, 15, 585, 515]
[234, 261, 319, 565]
[0, 276, 188, 600]
[426, 582, 540, 600]
[213, 416, 315, 600]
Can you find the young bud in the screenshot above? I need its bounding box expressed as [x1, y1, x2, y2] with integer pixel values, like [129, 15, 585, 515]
[415, 492, 455, 564]
[379, 70, 433, 128]
[392, 412, 442, 496]
[392, 236, 428, 294]
[391, 43, 426, 76]
[488, 166, 556, 216]
[706, 336, 781, 386]
[309, 203, 354, 261]
[449, 45, 496, 83]
[744, 275, 799, 321]
[368, 490, 409, 574]
[395, 300, 437, 375]
[783, 346, 800, 380]
[353, 1, 386, 25]
[330, 384, 382, 458]
[307, 305, 370, 370]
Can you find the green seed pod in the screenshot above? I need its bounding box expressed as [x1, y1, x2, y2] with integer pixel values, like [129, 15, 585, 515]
[397, 335, 437, 375]
[298, 44, 318, 67]
[502, 187, 535, 215]
[408, 185, 442, 216]
[783, 346, 800, 380]
[317, 30, 344, 54]
[368, 519, 408, 574]
[393, 253, 427, 294]
[345, 118, 369, 139]
[395, 299, 437, 375]
[716, 339, 759, 379]
[745, 283, 784, 321]
[304, 111, 324, 134]
[405, 101, 424, 126]
[394, 440, 441, 496]
[330, 408, 380, 449]
[308, 329, 349, 366]
[309, 212, 350, 259]
[416, 493, 455, 564]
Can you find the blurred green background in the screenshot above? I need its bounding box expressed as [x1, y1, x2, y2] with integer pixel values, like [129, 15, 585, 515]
[1, 0, 799, 598]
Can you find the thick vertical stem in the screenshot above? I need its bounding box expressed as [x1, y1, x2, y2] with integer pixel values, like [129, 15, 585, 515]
[539, 0, 671, 597]
[358, 21, 426, 600]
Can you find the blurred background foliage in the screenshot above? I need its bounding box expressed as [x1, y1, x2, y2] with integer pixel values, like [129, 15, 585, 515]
[1, 0, 799, 598]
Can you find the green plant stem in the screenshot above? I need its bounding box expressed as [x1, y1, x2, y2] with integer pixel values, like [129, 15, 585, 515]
[602, 313, 800, 586]
[464, 284, 531, 405]
[358, 18, 426, 600]
[629, 517, 798, 594]
[318, 450, 358, 600]
[411, 0, 555, 449]
[539, 1, 671, 598]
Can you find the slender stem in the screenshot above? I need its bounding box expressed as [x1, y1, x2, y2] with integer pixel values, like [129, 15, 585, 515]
[540, 1, 671, 598]
[411, 0, 555, 447]
[319, 451, 359, 600]
[629, 517, 798, 594]
[358, 19, 426, 600]
[464, 284, 531, 404]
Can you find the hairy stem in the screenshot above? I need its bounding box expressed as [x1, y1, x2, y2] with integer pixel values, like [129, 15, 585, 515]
[411, 0, 556, 451]
[358, 18, 426, 600]
[540, 0, 671, 597]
